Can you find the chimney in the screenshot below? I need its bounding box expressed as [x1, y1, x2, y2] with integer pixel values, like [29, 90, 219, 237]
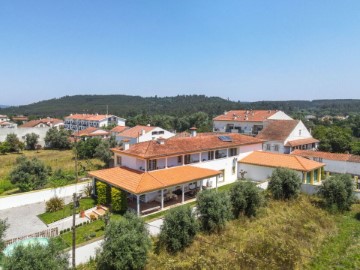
[224, 111, 227, 115]
[141, 129, 146, 136]
[147, 123, 150, 127]
[122, 139, 130, 150]
[190, 127, 197, 137]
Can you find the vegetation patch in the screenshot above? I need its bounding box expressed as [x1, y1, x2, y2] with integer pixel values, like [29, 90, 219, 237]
[147, 195, 335, 269]
[38, 198, 97, 224]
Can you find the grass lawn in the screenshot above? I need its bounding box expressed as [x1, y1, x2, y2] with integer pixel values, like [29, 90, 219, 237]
[307, 203, 360, 269]
[0, 149, 103, 195]
[38, 198, 97, 224]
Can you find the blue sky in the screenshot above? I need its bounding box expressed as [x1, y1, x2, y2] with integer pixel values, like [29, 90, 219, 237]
[1, 1, 360, 105]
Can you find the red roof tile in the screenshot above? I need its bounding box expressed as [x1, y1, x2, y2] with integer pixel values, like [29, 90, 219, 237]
[117, 125, 155, 138]
[290, 150, 358, 162]
[285, 138, 319, 147]
[256, 120, 299, 141]
[213, 110, 279, 122]
[88, 166, 221, 194]
[19, 118, 63, 128]
[110, 126, 129, 133]
[240, 151, 324, 172]
[113, 133, 264, 159]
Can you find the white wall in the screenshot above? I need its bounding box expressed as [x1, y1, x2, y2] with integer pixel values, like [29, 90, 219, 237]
[0, 181, 90, 210]
[306, 157, 360, 176]
[284, 121, 312, 145]
[213, 120, 262, 134]
[262, 140, 286, 153]
[238, 163, 303, 181]
[268, 111, 293, 120]
[0, 127, 50, 146]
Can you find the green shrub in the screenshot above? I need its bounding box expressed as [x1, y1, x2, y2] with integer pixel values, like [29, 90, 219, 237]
[111, 187, 127, 213]
[46, 197, 65, 213]
[230, 181, 263, 218]
[158, 205, 198, 253]
[196, 189, 232, 233]
[268, 168, 302, 200]
[96, 181, 107, 205]
[318, 174, 355, 212]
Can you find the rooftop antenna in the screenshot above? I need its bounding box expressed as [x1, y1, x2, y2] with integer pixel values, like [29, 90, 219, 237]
[106, 105, 108, 116]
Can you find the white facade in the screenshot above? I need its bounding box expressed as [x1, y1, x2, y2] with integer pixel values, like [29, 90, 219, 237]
[304, 157, 360, 176]
[0, 115, 10, 122]
[116, 127, 175, 144]
[238, 163, 303, 181]
[64, 115, 126, 131]
[0, 127, 50, 147]
[213, 110, 293, 135]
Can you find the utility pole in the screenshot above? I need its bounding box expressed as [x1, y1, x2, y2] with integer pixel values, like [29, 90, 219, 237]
[72, 123, 80, 269]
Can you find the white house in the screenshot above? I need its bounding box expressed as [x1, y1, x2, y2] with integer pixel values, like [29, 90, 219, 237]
[256, 120, 319, 154]
[73, 127, 110, 140]
[19, 118, 64, 129]
[238, 151, 324, 184]
[291, 150, 360, 177]
[213, 110, 293, 135]
[0, 115, 9, 122]
[115, 125, 175, 145]
[64, 114, 126, 131]
[88, 133, 264, 215]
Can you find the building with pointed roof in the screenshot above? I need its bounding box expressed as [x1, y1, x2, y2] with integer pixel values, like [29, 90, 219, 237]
[115, 125, 175, 144]
[64, 113, 126, 131]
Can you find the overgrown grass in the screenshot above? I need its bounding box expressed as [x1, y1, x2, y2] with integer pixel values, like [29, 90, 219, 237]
[0, 150, 104, 195]
[306, 203, 360, 269]
[147, 195, 336, 269]
[38, 198, 97, 224]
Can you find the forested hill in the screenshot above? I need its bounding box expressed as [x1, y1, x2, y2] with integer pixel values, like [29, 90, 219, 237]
[0, 95, 359, 118]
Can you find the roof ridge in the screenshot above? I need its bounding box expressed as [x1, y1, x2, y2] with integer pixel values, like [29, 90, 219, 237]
[294, 155, 307, 170]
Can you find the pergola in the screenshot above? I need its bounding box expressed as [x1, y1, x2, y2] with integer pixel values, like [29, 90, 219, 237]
[89, 165, 221, 215]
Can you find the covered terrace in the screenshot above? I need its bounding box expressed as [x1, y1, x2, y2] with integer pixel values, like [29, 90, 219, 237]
[88, 165, 221, 216]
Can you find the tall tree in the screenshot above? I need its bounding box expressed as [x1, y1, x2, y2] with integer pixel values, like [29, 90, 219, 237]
[96, 212, 151, 270]
[44, 127, 71, 149]
[268, 168, 302, 200]
[25, 133, 39, 150]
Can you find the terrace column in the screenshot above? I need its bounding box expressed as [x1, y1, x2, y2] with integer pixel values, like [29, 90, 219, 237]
[182, 155, 185, 166]
[310, 170, 314, 185]
[165, 158, 168, 168]
[227, 148, 229, 157]
[200, 180, 203, 191]
[199, 153, 202, 162]
[182, 185, 185, 203]
[317, 168, 322, 183]
[303, 172, 307, 184]
[215, 176, 218, 191]
[161, 189, 164, 209]
[144, 160, 148, 172]
[136, 195, 140, 216]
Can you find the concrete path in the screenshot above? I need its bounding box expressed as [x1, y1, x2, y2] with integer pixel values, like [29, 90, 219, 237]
[0, 196, 72, 240]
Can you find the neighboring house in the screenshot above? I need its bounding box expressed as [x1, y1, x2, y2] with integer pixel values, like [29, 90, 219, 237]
[0, 115, 9, 122]
[305, 115, 316, 121]
[88, 133, 264, 215]
[0, 121, 17, 128]
[256, 120, 319, 154]
[238, 151, 324, 185]
[12, 115, 29, 123]
[64, 114, 126, 131]
[213, 110, 293, 135]
[115, 125, 175, 144]
[291, 150, 360, 177]
[19, 118, 64, 129]
[73, 127, 110, 140]
[110, 125, 129, 137]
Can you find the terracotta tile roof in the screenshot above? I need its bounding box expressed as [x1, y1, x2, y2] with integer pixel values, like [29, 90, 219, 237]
[239, 151, 324, 172]
[285, 137, 320, 147]
[88, 165, 221, 194]
[65, 114, 115, 121]
[213, 110, 279, 122]
[113, 133, 264, 159]
[110, 126, 129, 133]
[19, 118, 63, 128]
[290, 150, 359, 162]
[117, 125, 155, 138]
[74, 127, 109, 137]
[12, 116, 28, 121]
[256, 120, 299, 141]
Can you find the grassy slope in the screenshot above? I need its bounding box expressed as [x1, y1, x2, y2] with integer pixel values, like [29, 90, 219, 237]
[307, 203, 360, 269]
[0, 150, 103, 195]
[147, 195, 336, 270]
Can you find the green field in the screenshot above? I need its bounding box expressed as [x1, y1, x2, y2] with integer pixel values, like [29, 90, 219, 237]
[0, 150, 104, 195]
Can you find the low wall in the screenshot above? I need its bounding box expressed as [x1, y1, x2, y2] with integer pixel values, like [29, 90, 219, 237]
[0, 181, 91, 210]
[0, 127, 50, 146]
[301, 184, 320, 195]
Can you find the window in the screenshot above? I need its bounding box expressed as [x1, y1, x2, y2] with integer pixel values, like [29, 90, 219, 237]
[208, 151, 214, 160]
[116, 156, 122, 166]
[229, 148, 237, 156]
[299, 129, 302, 136]
[159, 131, 164, 135]
[178, 155, 183, 164]
[147, 159, 157, 171]
[266, 144, 271, 151]
[151, 131, 158, 135]
[184, 155, 191, 164]
[274, 145, 279, 152]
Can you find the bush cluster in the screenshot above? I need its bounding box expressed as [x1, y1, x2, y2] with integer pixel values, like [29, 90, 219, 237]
[46, 197, 65, 213]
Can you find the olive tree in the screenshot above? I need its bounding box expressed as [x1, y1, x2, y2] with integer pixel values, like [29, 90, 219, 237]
[158, 205, 198, 253]
[96, 212, 151, 270]
[318, 174, 355, 212]
[268, 168, 302, 200]
[196, 189, 232, 233]
[230, 181, 263, 218]
[25, 133, 39, 150]
[0, 219, 9, 261]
